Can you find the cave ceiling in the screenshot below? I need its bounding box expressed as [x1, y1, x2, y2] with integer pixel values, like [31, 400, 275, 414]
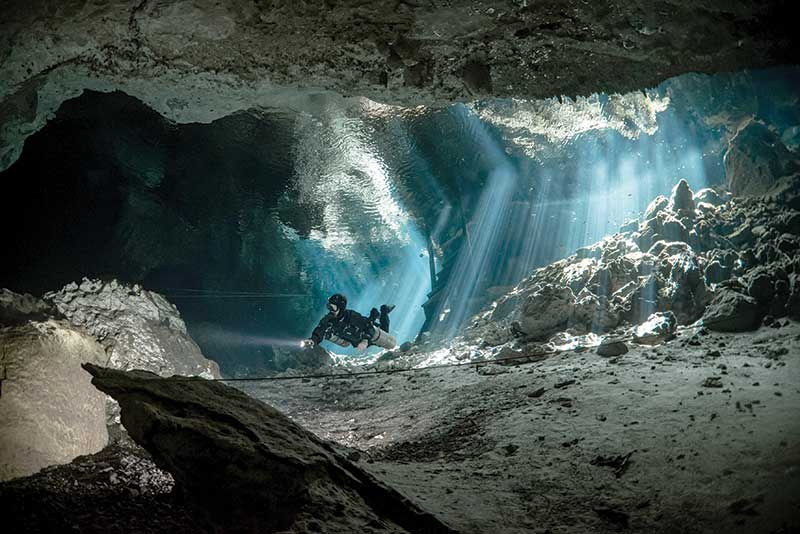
[1, 0, 797, 171]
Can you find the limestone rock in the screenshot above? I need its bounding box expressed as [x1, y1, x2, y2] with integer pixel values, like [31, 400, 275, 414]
[518, 284, 576, 340]
[1, 0, 795, 172]
[702, 289, 761, 332]
[464, 178, 799, 360]
[45, 279, 219, 379]
[693, 188, 726, 206]
[644, 195, 670, 221]
[570, 293, 620, 334]
[724, 121, 800, 196]
[747, 273, 775, 305]
[0, 318, 108, 481]
[669, 179, 695, 213]
[83, 364, 456, 534]
[596, 339, 629, 357]
[633, 312, 677, 345]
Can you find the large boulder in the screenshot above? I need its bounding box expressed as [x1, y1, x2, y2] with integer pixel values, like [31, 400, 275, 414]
[663, 252, 710, 323]
[84, 364, 455, 534]
[669, 179, 695, 214]
[0, 293, 108, 481]
[632, 311, 677, 345]
[693, 188, 726, 206]
[596, 339, 629, 357]
[570, 292, 619, 334]
[45, 279, 219, 379]
[702, 289, 761, 332]
[724, 121, 800, 197]
[517, 284, 576, 340]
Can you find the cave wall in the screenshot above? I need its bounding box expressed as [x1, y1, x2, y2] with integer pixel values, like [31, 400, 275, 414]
[1, 0, 797, 172]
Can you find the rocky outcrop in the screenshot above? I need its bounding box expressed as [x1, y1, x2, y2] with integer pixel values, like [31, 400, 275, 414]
[1, 280, 223, 479]
[633, 312, 677, 345]
[596, 339, 628, 357]
[1, 0, 795, 172]
[463, 174, 800, 355]
[725, 121, 800, 197]
[84, 364, 456, 534]
[45, 279, 220, 379]
[0, 292, 108, 481]
[44, 279, 221, 440]
[701, 289, 760, 332]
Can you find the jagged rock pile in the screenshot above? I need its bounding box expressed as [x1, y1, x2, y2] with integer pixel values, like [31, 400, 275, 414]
[465, 171, 800, 350]
[84, 364, 456, 534]
[45, 279, 220, 379]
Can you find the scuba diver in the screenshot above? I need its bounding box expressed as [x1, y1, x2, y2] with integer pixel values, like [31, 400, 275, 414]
[301, 293, 396, 352]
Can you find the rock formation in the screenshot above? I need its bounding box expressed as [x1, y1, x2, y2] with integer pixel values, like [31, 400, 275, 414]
[1, 0, 796, 172]
[438, 171, 800, 361]
[273, 344, 333, 372]
[44, 279, 221, 439]
[0, 290, 108, 481]
[84, 364, 456, 534]
[1, 280, 223, 479]
[725, 120, 800, 198]
[45, 279, 220, 379]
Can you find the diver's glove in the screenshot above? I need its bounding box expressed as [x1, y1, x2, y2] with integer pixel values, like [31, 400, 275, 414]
[357, 339, 369, 353]
[300, 339, 315, 349]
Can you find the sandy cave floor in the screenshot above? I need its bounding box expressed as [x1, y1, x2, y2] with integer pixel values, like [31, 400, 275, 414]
[240, 322, 800, 534]
[1, 321, 798, 533]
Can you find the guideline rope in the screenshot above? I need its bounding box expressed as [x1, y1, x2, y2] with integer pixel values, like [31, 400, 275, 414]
[192, 313, 759, 383]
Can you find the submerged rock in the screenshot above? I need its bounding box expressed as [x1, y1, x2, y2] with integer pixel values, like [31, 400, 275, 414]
[633, 312, 677, 345]
[596, 339, 629, 357]
[725, 121, 800, 197]
[702, 289, 761, 332]
[693, 188, 726, 206]
[0, 289, 58, 324]
[273, 345, 333, 371]
[84, 364, 456, 534]
[669, 179, 696, 213]
[518, 284, 576, 340]
[0, 292, 108, 481]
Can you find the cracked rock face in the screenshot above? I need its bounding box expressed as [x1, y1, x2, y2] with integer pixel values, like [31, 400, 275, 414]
[84, 364, 456, 534]
[1, 0, 796, 171]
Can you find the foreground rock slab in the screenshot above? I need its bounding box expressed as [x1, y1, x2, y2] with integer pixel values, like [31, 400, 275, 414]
[83, 364, 456, 534]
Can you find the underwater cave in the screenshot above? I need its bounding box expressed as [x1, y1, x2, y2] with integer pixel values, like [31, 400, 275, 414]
[1, 1, 799, 533]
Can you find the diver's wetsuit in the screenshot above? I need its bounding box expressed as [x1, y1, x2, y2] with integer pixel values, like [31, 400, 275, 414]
[310, 309, 375, 348]
[310, 308, 392, 348]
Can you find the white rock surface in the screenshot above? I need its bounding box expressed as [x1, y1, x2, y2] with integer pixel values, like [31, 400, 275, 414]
[0, 318, 108, 481]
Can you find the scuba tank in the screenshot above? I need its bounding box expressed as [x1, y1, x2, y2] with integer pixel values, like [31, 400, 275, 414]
[369, 327, 396, 350]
